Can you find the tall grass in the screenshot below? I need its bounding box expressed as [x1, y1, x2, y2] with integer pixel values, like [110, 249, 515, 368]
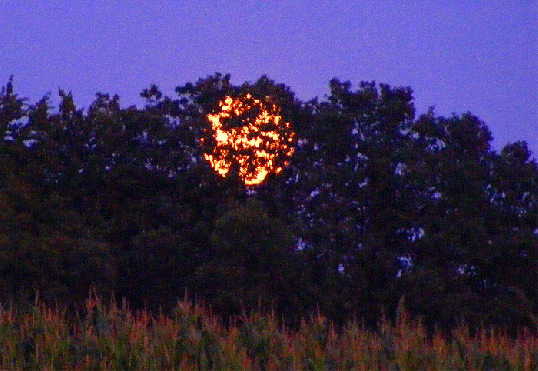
[0, 290, 536, 370]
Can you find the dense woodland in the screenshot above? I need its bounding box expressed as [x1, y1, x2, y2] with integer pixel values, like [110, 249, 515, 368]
[0, 73, 536, 333]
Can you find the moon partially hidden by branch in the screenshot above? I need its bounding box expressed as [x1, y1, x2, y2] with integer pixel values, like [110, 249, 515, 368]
[202, 94, 295, 186]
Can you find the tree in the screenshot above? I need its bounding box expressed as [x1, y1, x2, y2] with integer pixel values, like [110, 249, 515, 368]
[189, 199, 299, 319]
[282, 79, 417, 324]
[0, 74, 536, 332]
[398, 112, 538, 330]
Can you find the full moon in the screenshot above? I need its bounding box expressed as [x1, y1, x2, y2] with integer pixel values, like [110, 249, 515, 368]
[202, 94, 295, 185]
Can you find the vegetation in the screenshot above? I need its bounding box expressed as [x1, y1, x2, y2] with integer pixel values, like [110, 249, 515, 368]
[0, 292, 536, 370]
[0, 73, 537, 338]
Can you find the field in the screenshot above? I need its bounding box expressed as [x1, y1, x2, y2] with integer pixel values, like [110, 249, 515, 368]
[0, 290, 536, 370]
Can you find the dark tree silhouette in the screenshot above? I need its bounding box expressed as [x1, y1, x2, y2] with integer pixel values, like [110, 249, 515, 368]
[0, 75, 535, 332]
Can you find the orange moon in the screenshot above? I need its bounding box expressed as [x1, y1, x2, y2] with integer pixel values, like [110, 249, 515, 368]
[202, 94, 295, 185]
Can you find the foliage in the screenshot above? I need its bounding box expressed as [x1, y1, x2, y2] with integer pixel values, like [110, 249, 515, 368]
[0, 74, 536, 334]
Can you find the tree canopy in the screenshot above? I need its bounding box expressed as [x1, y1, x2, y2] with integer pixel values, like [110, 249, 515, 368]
[1, 74, 536, 332]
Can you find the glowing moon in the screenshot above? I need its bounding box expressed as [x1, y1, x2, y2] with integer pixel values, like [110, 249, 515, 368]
[202, 94, 295, 185]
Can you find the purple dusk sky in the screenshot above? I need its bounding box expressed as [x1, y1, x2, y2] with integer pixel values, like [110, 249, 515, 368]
[1, 1, 536, 155]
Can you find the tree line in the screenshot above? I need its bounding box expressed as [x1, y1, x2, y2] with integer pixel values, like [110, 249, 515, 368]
[1, 73, 536, 332]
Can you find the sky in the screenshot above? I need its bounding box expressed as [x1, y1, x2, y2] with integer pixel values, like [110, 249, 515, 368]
[1, 1, 536, 155]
